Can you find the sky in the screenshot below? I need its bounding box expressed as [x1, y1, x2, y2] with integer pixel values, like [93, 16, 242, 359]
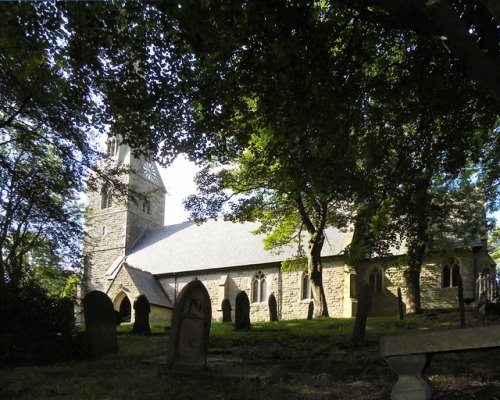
[158, 156, 499, 229]
[158, 155, 200, 225]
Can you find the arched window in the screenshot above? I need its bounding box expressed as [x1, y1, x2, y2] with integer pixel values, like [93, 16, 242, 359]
[301, 273, 312, 300]
[101, 186, 113, 209]
[369, 267, 383, 294]
[106, 137, 119, 157]
[251, 272, 266, 303]
[443, 261, 460, 288]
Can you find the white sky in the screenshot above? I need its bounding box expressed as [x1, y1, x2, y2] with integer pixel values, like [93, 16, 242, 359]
[158, 155, 200, 225]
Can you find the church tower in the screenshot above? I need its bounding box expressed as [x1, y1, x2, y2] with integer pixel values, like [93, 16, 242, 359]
[83, 136, 165, 293]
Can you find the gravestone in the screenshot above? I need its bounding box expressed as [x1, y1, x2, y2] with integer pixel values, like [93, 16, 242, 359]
[307, 300, 314, 320]
[221, 298, 232, 323]
[132, 294, 151, 334]
[83, 290, 118, 357]
[268, 294, 278, 322]
[167, 280, 212, 371]
[234, 291, 251, 331]
[54, 297, 75, 336]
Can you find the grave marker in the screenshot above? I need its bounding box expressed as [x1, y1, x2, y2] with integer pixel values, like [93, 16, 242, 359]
[234, 291, 251, 331]
[167, 280, 212, 371]
[221, 298, 232, 323]
[83, 290, 118, 357]
[132, 294, 151, 334]
[268, 293, 278, 322]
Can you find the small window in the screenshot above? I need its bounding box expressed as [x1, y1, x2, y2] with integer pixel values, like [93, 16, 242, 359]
[369, 268, 383, 294]
[101, 226, 106, 235]
[106, 138, 118, 157]
[301, 273, 312, 300]
[142, 198, 151, 214]
[101, 186, 113, 209]
[251, 272, 266, 303]
[350, 273, 357, 299]
[442, 261, 460, 288]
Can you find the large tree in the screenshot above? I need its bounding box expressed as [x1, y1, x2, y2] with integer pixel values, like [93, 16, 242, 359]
[2, 1, 498, 343]
[337, 0, 500, 107]
[0, 128, 83, 288]
[186, 132, 357, 318]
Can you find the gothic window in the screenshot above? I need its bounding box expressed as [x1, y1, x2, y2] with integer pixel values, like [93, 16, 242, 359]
[301, 272, 312, 300]
[142, 198, 151, 214]
[106, 137, 118, 157]
[251, 272, 267, 303]
[442, 261, 460, 288]
[369, 267, 383, 294]
[101, 186, 113, 209]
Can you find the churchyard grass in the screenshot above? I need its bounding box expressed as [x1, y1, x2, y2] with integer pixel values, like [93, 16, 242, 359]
[2, 311, 500, 400]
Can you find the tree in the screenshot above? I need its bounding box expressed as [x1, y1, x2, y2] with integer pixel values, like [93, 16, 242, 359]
[0, 128, 83, 288]
[337, 0, 500, 108]
[489, 227, 500, 265]
[186, 132, 355, 318]
[2, 1, 497, 345]
[363, 35, 496, 313]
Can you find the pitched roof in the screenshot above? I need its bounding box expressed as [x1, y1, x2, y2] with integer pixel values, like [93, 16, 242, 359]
[125, 219, 354, 275]
[124, 265, 173, 308]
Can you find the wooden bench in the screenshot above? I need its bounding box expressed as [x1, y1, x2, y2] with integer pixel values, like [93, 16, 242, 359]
[379, 325, 500, 400]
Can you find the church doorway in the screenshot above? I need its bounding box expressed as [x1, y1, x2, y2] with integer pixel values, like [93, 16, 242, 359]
[114, 292, 132, 323]
[119, 297, 131, 322]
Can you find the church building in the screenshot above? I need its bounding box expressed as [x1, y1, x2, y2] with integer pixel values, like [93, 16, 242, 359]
[83, 139, 496, 323]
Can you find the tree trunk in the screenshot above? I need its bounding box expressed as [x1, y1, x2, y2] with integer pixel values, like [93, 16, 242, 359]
[348, 205, 375, 345]
[351, 272, 371, 346]
[404, 268, 423, 314]
[404, 174, 431, 314]
[308, 233, 329, 318]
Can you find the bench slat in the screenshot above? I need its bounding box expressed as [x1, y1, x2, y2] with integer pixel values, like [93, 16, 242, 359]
[380, 325, 500, 357]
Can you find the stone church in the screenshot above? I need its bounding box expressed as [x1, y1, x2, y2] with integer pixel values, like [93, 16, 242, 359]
[83, 139, 496, 323]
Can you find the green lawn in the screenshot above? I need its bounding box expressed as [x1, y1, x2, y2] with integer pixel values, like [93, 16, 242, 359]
[2, 311, 500, 400]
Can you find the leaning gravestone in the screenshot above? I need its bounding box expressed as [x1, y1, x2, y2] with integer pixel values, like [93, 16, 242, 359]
[234, 291, 251, 331]
[221, 298, 232, 323]
[268, 293, 278, 322]
[132, 294, 151, 334]
[167, 280, 212, 371]
[83, 290, 118, 357]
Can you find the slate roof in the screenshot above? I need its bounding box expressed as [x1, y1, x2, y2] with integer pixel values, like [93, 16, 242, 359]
[125, 265, 173, 308]
[125, 219, 355, 275]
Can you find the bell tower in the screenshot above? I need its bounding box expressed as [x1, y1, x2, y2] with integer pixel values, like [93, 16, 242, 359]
[83, 136, 165, 293]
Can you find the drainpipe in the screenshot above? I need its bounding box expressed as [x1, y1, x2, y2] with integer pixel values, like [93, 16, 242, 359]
[278, 266, 282, 320]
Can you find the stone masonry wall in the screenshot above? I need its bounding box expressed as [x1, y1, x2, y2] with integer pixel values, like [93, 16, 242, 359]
[158, 259, 347, 322]
[106, 267, 171, 323]
[159, 265, 281, 323]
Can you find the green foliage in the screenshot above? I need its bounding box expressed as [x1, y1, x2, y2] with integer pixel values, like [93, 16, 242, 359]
[0, 281, 79, 365]
[0, 128, 85, 287]
[489, 227, 500, 264]
[281, 258, 308, 273]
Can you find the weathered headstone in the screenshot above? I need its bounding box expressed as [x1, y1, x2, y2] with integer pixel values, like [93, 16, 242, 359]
[397, 288, 404, 320]
[268, 294, 278, 322]
[54, 297, 75, 336]
[132, 294, 151, 334]
[307, 300, 314, 320]
[234, 291, 251, 331]
[83, 290, 118, 357]
[167, 280, 212, 371]
[221, 298, 232, 323]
